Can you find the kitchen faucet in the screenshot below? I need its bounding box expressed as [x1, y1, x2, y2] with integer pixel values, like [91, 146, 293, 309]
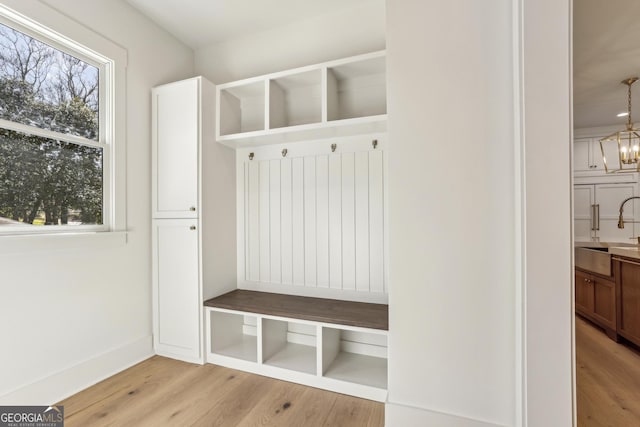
[618, 196, 640, 228]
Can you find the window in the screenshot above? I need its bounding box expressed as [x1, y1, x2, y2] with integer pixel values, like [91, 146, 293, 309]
[0, 16, 111, 233]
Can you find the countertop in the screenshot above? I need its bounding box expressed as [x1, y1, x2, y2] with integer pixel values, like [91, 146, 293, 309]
[575, 241, 640, 261]
[609, 246, 640, 260]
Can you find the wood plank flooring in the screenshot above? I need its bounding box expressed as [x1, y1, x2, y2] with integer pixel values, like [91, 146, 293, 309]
[58, 356, 384, 427]
[576, 315, 640, 426]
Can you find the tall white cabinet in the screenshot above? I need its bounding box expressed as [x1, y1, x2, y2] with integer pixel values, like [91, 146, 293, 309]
[574, 182, 638, 242]
[152, 76, 236, 364]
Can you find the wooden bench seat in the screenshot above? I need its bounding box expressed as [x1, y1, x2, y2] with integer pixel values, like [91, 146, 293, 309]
[204, 289, 388, 330]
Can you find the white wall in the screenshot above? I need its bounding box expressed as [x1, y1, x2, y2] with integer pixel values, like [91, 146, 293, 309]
[386, 0, 516, 425]
[0, 0, 194, 404]
[523, 0, 573, 424]
[386, 0, 574, 426]
[194, 0, 385, 83]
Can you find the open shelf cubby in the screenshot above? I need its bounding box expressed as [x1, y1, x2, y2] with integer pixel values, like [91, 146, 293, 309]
[269, 69, 322, 129]
[326, 54, 387, 122]
[219, 81, 265, 136]
[262, 318, 317, 375]
[215, 51, 387, 147]
[209, 310, 258, 362]
[321, 327, 387, 389]
[204, 290, 388, 401]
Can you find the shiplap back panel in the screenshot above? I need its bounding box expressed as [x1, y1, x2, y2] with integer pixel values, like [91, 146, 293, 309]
[238, 138, 386, 299]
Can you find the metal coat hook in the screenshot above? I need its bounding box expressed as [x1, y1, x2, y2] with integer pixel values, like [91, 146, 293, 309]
[372, 139, 378, 149]
[249, 152, 254, 160]
[331, 143, 337, 153]
[282, 148, 288, 157]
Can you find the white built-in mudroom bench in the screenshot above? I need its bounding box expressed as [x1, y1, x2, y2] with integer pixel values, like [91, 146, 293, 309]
[151, 51, 389, 402]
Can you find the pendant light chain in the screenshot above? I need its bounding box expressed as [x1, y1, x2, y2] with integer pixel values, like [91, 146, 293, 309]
[629, 80, 633, 130]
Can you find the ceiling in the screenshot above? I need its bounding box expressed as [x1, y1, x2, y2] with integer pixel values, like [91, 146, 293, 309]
[125, 0, 373, 49]
[126, 0, 634, 130]
[574, 0, 640, 129]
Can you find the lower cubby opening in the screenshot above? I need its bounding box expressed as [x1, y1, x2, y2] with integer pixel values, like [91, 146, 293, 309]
[321, 327, 388, 389]
[262, 318, 317, 375]
[209, 310, 257, 362]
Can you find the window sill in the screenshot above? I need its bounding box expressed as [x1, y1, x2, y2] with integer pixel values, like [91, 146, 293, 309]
[0, 230, 127, 255]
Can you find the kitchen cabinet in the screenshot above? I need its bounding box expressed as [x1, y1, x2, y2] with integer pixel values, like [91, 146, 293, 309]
[574, 137, 620, 174]
[574, 138, 604, 172]
[151, 76, 236, 364]
[574, 182, 638, 242]
[614, 256, 640, 347]
[575, 268, 616, 338]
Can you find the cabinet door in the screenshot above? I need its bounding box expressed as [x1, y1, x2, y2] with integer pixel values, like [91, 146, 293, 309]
[593, 137, 619, 172]
[574, 185, 595, 241]
[574, 138, 592, 172]
[152, 79, 199, 218]
[573, 137, 617, 173]
[152, 219, 201, 361]
[616, 258, 640, 346]
[575, 270, 594, 315]
[592, 277, 616, 330]
[596, 183, 636, 242]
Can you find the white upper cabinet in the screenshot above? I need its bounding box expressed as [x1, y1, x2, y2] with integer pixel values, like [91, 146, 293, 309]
[574, 181, 639, 242]
[574, 137, 619, 174]
[216, 51, 387, 148]
[574, 138, 595, 172]
[152, 78, 199, 218]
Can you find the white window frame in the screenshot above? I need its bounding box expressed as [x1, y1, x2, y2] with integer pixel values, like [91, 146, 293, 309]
[0, 3, 126, 236]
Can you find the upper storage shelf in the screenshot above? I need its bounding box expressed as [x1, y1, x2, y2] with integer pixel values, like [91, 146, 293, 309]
[215, 51, 387, 148]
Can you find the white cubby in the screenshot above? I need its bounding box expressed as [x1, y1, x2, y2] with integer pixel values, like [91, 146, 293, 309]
[204, 303, 388, 401]
[262, 319, 317, 375]
[219, 81, 265, 136]
[216, 51, 387, 147]
[321, 327, 387, 389]
[209, 310, 257, 362]
[269, 69, 322, 129]
[326, 55, 387, 122]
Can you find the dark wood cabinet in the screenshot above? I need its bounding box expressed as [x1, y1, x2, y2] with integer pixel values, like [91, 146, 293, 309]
[614, 257, 640, 346]
[575, 269, 595, 314]
[575, 268, 617, 339]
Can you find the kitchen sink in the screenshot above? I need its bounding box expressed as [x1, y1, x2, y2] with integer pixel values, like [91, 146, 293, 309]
[575, 247, 612, 276]
[580, 246, 609, 252]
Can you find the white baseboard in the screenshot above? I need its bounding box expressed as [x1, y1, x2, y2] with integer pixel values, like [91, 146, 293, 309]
[0, 335, 153, 405]
[385, 402, 505, 427]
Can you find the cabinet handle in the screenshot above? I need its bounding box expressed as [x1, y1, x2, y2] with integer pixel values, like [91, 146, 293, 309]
[595, 204, 600, 231]
[190, 225, 196, 230]
[190, 206, 196, 212]
[591, 204, 596, 231]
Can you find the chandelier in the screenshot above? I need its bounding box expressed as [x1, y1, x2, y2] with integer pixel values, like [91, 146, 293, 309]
[600, 77, 640, 173]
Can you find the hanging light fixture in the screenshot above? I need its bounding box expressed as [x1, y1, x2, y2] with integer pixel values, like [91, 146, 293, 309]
[600, 77, 640, 173]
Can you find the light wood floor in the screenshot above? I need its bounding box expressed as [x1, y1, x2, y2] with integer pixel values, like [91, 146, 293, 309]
[58, 356, 384, 427]
[576, 316, 640, 426]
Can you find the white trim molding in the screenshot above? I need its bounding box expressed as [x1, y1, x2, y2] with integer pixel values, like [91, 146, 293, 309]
[0, 336, 152, 405]
[385, 403, 506, 427]
[0, 0, 128, 236]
